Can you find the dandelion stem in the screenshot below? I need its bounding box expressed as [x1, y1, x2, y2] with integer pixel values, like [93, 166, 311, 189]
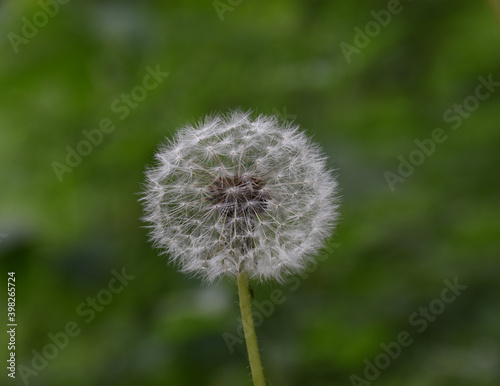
[237, 271, 266, 386]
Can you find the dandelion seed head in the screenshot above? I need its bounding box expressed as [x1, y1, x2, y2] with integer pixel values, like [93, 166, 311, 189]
[142, 111, 339, 282]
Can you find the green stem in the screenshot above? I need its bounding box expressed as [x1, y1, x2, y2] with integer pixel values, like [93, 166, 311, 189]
[237, 271, 266, 386]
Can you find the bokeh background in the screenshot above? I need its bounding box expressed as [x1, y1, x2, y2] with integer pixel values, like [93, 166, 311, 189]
[1, 1, 500, 385]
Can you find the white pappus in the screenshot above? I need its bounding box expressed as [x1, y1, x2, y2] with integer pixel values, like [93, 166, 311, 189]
[141, 110, 339, 282]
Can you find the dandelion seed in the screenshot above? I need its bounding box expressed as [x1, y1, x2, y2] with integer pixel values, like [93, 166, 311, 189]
[141, 110, 339, 283]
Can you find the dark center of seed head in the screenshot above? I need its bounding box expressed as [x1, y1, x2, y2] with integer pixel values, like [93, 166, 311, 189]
[206, 174, 269, 218]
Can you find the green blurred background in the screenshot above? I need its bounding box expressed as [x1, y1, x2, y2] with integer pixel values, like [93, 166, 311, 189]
[1, 1, 500, 385]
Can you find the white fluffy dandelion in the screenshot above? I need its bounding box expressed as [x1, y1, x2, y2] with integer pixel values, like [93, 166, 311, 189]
[142, 111, 339, 283]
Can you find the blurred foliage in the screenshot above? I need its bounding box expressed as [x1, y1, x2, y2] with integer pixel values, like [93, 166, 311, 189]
[1, 0, 500, 385]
